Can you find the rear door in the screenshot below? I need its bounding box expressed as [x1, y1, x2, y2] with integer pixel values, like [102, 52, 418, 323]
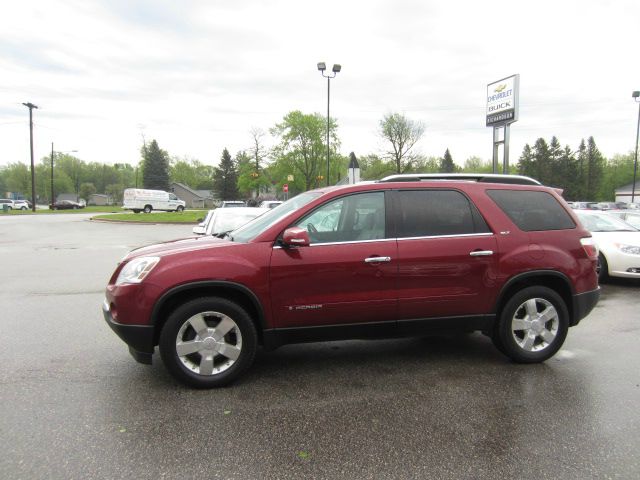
[393, 189, 498, 320]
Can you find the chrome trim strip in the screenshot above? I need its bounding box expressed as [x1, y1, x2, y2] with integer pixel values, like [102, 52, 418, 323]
[272, 233, 494, 249]
[397, 232, 494, 241]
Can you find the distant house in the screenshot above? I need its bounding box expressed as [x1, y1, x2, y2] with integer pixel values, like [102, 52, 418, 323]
[170, 183, 215, 208]
[615, 181, 640, 203]
[88, 194, 113, 206]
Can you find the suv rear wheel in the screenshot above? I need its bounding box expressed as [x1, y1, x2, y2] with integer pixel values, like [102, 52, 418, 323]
[496, 286, 569, 363]
[159, 297, 258, 388]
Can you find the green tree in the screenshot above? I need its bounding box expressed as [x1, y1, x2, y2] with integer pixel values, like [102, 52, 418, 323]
[213, 148, 239, 200]
[585, 137, 605, 200]
[142, 140, 170, 190]
[378, 113, 425, 173]
[270, 111, 339, 191]
[575, 139, 587, 199]
[79, 182, 97, 202]
[463, 156, 493, 173]
[440, 148, 455, 173]
[358, 154, 396, 180]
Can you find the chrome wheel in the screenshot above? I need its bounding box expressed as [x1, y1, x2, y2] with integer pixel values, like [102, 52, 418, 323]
[511, 298, 559, 352]
[497, 286, 568, 363]
[175, 311, 242, 376]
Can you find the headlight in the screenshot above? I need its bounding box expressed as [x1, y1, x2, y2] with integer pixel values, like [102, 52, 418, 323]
[116, 256, 160, 285]
[615, 243, 640, 255]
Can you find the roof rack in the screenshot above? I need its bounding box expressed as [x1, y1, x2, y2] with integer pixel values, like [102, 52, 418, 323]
[377, 173, 541, 186]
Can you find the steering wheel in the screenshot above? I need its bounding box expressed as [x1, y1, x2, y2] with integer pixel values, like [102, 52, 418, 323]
[307, 223, 318, 234]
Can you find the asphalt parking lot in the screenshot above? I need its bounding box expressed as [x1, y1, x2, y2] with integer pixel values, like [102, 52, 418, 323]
[1, 213, 639, 479]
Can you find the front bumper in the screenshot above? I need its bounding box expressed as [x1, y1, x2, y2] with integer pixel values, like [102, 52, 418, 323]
[571, 287, 601, 326]
[102, 300, 154, 364]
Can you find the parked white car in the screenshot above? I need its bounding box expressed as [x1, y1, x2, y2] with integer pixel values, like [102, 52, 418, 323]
[575, 210, 640, 281]
[607, 210, 640, 230]
[122, 189, 185, 213]
[192, 207, 269, 237]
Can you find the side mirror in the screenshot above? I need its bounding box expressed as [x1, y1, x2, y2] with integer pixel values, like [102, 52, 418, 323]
[192, 226, 206, 235]
[282, 227, 310, 247]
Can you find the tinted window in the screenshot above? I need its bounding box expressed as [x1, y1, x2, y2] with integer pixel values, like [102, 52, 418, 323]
[296, 192, 386, 244]
[487, 190, 576, 231]
[397, 190, 489, 238]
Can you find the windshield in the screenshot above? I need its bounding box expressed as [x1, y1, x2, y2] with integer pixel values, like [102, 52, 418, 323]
[576, 212, 639, 232]
[232, 192, 322, 243]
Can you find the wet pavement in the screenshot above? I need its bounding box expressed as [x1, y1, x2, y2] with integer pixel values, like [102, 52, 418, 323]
[0, 213, 639, 479]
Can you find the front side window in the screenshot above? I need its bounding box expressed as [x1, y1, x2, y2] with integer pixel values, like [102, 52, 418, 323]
[397, 190, 489, 238]
[295, 192, 386, 244]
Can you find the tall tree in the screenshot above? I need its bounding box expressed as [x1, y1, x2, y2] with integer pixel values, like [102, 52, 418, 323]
[585, 136, 605, 200]
[142, 140, 170, 190]
[517, 144, 535, 178]
[378, 113, 425, 173]
[237, 128, 272, 198]
[270, 111, 339, 191]
[575, 139, 587, 199]
[440, 148, 455, 173]
[213, 148, 239, 200]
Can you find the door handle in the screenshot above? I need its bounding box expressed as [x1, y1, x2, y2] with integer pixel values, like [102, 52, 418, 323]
[469, 250, 493, 257]
[364, 256, 391, 264]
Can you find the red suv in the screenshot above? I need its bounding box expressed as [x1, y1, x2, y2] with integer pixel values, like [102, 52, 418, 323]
[103, 174, 600, 388]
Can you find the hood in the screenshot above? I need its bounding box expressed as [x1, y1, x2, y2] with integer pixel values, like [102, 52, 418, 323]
[124, 235, 231, 260]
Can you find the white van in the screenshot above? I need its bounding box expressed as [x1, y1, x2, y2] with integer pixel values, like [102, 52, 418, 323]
[122, 189, 186, 213]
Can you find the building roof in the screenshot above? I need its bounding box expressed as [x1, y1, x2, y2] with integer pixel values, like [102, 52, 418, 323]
[615, 181, 640, 193]
[170, 182, 212, 199]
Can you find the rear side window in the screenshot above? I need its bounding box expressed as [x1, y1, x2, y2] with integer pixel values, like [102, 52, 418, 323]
[396, 190, 490, 238]
[487, 190, 575, 231]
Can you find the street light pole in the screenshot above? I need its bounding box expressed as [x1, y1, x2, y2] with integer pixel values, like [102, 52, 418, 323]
[632, 91, 640, 204]
[22, 102, 38, 212]
[317, 62, 341, 187]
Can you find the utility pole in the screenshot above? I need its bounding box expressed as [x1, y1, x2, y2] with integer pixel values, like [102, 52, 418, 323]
[23, 102, 38, 212]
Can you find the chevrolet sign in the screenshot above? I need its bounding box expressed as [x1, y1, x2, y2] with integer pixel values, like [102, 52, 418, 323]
[486, 74, 519, 126]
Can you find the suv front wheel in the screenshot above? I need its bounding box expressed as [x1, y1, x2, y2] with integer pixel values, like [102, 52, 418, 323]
[159, 297, 258, 388]
[495, 286, 569, 363]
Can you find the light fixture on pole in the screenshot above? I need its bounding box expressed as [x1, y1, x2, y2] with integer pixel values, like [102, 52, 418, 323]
[22, 102, 38, 212]
[632, 91, 640, 204]
[317, 62, 341, 187]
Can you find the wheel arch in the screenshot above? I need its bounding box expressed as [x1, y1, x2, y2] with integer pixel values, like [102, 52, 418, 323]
[495, 271, 575, 325]
[151, 281, 266, 345]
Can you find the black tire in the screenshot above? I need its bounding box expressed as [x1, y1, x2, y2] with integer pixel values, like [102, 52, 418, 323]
[176, 205, 184, 213]
[597, 254, 609, 283]
[496, 286, 569, 363]
[143, 205, 152, 214]
[20, 206, 27, 210]
[159, 297, 258, 388]
[132, 209, 141, 214]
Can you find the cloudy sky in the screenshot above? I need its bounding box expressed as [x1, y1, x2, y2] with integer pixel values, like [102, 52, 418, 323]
[1, 0, 639, 170]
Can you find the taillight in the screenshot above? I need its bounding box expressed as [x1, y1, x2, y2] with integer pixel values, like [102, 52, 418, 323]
[580, 237, 599, 259]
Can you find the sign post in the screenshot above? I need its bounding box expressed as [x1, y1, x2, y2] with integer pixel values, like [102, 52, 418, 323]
[486, 74, 519, 174]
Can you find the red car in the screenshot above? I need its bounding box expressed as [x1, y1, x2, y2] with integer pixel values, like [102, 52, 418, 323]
[103, 174, 600, 388]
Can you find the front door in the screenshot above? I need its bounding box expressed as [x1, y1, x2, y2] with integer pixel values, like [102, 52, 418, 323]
[269, 191, 398, 328]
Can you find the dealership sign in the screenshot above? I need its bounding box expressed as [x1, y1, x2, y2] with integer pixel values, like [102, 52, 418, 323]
[486, 74, 519, 126]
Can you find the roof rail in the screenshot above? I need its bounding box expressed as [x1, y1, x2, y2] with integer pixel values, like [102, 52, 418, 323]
[377, 173, 541, 186]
